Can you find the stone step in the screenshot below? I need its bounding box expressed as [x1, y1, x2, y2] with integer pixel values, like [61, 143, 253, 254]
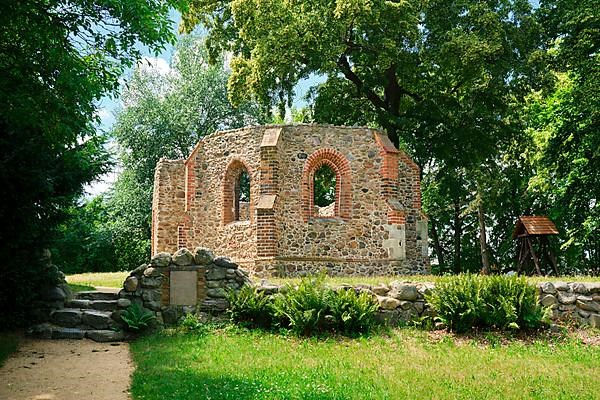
[75, 291, 119, 301]
[65, 299, 119, 311]
[50, 308, 117, 330]
[28, 324, 125, 342]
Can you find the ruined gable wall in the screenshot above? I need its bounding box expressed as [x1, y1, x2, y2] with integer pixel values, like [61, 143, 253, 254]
[265, 126, 392, 275]
[152, 159, 186, 255]
[184, 127, 262, 264]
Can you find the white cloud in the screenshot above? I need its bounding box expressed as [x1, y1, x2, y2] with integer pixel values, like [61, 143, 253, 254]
[137, 56, 171, 75]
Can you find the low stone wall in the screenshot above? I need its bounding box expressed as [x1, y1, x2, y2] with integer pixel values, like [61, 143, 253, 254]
[538, 281, 600, 327]
[118, 247, 249, 326]
[254, 280, 600, 328]
[118, 248, 600, 329]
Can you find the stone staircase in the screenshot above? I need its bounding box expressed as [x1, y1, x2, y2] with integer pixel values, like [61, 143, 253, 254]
[29, 290, 126, 342]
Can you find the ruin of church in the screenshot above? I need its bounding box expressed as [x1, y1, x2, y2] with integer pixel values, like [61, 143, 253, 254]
[151, 124, 429, 276]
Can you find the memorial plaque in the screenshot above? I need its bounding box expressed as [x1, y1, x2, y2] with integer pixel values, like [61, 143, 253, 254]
[170, 270, 197, 305]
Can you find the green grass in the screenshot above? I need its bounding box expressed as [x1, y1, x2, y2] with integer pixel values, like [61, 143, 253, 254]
[268, 274, 600, 286]
[68, 283, 96, 292]
[0, 333, 19, 367]
[66, 271, 128, 289]
[130, 327, 600, 400]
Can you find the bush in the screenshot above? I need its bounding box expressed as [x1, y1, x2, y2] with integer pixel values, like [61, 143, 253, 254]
[227, 285, 274, 329]
[426, 274, 547, 333]
[272, 274, 379, 336]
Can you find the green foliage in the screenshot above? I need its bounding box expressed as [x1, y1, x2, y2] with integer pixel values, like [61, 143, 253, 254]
[426, 274, 546, 333]
[272, 275, 379, 336]
[313, 164, 336, 208]
[121, 303, 155, 332]
[50, 196, 117, 274]
[227, 286, 274, 329]
[0, 0, 176, 327]
[0, 333, 19, 367]
[106, 34, 266, 270]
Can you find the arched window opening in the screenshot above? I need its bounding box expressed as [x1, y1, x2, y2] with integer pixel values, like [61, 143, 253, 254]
[223, 159, 252, 225]
[313, 164, 336, 217]
[234, 169, 250, 221]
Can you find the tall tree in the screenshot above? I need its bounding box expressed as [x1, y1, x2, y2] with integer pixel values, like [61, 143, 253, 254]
[0, 0, 177, 326]
[107, 34, 266, 270]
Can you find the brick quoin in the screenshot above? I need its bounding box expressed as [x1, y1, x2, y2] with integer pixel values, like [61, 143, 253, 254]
[301, 148, 353, 222]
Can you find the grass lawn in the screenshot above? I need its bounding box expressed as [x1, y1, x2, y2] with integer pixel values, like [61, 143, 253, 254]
[66, 271, 128, 289]
[0, 332, 19, 367]
[130, 327, 600, 400]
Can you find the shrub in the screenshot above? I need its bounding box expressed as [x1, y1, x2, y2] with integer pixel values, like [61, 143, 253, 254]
[272, 275, 332, 335]
[227, 285, 275, 329]
[272, 274, 379, 336]
[426, 274, 547, 333]
[121, 303, 155, 332]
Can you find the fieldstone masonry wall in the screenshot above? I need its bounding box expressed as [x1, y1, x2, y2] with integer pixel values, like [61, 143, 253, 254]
[152, 124, 429, 277]
[122, 249, 599, 329]
[119, 247, 250, 325]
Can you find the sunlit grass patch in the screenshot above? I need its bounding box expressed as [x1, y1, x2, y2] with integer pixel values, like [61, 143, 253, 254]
[130, 326, 600, 400]
[66, 271, 128, 289]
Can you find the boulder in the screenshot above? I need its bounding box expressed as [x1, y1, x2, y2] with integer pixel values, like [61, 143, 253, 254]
[150, 252, 171, 267]
[372, 285, 389, 296]
[557, 292, 576, 305]
[540, 282, 556, 294]
[540, 294, 558, 307]
[42, 286, 67, 302]
[206, 266, 227, 280]
[117, 298, 131, 308]
[141, 275, 162, 289]
[553, 281, 569, 291]
[570, 283, 589, 294]
[214, 256, 237, 269]
[143, 267, 162, 277]
[207, 288, 228, 298]
[378, 296, 401, 310]
[576, 300, 600, 313]
[124, 276, 138, 292]
[194, 247, 215, 265]
[172, 248, 194, 266]
[388, 282, 419, 301]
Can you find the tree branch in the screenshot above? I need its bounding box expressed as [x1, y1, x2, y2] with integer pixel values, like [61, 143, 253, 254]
[336, 54, 387, 112]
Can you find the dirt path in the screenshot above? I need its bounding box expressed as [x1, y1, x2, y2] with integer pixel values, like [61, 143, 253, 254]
[0, 337, 133, 400]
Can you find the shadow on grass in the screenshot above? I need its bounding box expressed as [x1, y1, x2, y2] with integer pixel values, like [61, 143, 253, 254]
[131, 369, 340, 400]
[67, 283, 95, 292]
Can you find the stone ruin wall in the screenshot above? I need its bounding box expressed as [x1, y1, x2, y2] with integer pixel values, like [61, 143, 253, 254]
[152, 124, 429, 277]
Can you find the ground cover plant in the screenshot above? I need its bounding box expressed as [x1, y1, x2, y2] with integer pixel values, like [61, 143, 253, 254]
[228, 275, 379, 336]
[130, 326, 600, 400]
[426, 274, 547, 333]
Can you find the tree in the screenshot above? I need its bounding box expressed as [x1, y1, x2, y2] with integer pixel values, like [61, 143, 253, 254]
[0, 0, 178, 326]
[107, 34, 266, 270]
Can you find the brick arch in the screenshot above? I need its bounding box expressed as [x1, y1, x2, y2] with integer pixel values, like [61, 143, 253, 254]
[301, 148, 352, 221]
[222, 158, 253, 224]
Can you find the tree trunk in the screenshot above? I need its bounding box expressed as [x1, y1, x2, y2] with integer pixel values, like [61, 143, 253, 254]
[478, 199, 490, 274]
[453, 201, 462, 274]
[430, 216, 445, 269]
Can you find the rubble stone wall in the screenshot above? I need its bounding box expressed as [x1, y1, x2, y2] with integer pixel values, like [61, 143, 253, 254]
[152, 124, 429, 276]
